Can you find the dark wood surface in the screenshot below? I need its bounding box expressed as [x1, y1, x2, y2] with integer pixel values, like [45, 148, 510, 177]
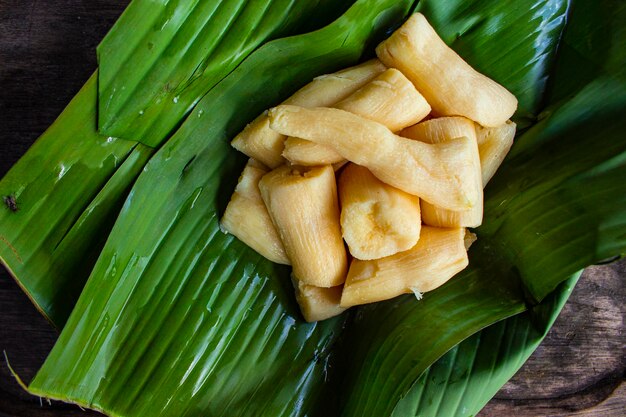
[0, 1, 624, 416]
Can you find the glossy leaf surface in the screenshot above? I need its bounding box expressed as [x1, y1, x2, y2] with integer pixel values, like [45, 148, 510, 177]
[335, 1, 626, 414]
[0, 0, 352, 327]
[12, 0, 626, 416]
[97, 0, 352, 146]
[29, 2, 415, 416]
[415, 0, 569, 127]
[392, 274, 580, 417]
[0, 73, 153, 326]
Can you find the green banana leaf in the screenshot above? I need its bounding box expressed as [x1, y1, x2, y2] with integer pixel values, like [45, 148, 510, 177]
[0, 0, 353, 327]
[545, 0, 625, 105]
[0, 73, 153, 326]
[335, 0, 626, 415]
[27, 1, 416, 416]
[414, 0, 569, 129]
[334, 0, 626, 414]
[392, 273, 580, 417]
[12, 0, 626, 417]
[97, 0, 352, 146]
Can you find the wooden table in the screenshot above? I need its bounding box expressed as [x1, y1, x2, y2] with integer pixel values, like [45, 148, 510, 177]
[0, 1, 624, 416]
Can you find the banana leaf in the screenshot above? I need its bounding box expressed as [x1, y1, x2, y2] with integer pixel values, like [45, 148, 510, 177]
[334, 1, 626, 416]
[0, 73, 153, 327]
[335, 0, 626, 414]
[0, 0, 353, 328]
[414, 0, 569, 129]
[16, 1, 626, 417]
[392, 273, 580, 417]
[22, 2, 626, 415]
[27, 1, 416, 416]
[97, 0, 352, 146]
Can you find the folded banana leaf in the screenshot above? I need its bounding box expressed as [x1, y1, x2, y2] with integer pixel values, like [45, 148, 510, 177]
[415, 0, 569, 129]
[335, 76, 626, 413]
[392, 273, 580, 416]
[0, 73, 153, 327]
[0, 0, 352, 328]
[18, 1, 626, 417]
[97, 0, 352, 146]
[336, 0, 626, 414]
[336, 1, 626, 417]
[27, 1, 416, 415]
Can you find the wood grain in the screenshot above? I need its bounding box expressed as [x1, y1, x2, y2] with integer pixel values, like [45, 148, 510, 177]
[0, 1, 624, 416]
[479, 261, 626, 417]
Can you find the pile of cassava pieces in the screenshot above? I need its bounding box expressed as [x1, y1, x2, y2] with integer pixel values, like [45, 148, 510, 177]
[221, 13, 517, 322]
